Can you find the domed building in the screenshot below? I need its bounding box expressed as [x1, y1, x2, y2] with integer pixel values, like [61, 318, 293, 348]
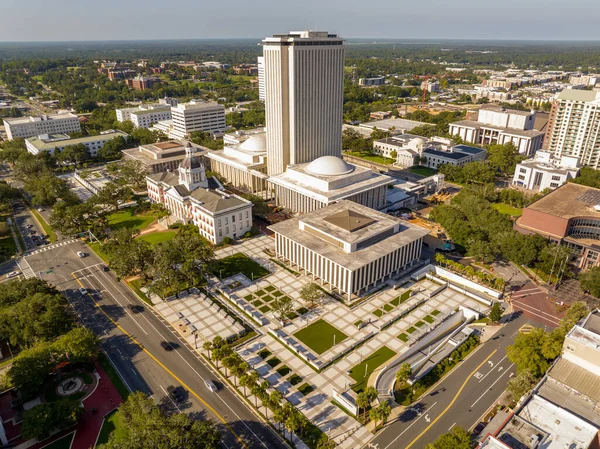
[206, 130, 270, 197]
[146, 143, 253, 244]
[268, 155, 392, 214]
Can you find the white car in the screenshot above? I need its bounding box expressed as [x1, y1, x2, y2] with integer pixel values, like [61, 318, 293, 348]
[79, 287, 87, 295]
[205, 380, 218, 393]
[6, 271, 19, 279]
[76, 251, 86, 258]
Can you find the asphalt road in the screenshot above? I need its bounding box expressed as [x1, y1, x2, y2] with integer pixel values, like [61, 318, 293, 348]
[25, 240, 287, 449]
[365, 314, 532, 449]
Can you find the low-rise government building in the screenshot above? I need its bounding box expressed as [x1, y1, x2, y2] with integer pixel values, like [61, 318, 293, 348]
[268, 156, 393, 214]
[512, 151, 580, 191]
[25, 130, 129, 156]
[3, 112, 81, 140]
[206, 132, 270, 198]
[122, 140, 208, 174]
[146, 144, 252, 244]
[449, 106, 545, 156]
[269, 200, 429, 301]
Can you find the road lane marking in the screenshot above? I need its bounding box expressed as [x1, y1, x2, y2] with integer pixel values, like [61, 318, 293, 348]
[160, 385, 182, 413]
[470, 364, 514, 408]
[72, 273, 250, 449]
[383, 402, 438, 449]
[512, 300, 561, 325]
[479, 355, 507, 383]
[403, 349, 497, 449]
[448, 423, 456, 431]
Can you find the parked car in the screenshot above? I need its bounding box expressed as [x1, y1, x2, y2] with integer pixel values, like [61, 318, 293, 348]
[160, 341, 173, 351]
[102, 265, 109, 272]
[76, 251, 86, 258]
[473, 422, 487, 436]
[6, 271, 19, 278]
[79, 287, 87, 295]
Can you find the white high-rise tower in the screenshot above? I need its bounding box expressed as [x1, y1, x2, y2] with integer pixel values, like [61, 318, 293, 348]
[263, 31, 345, 176]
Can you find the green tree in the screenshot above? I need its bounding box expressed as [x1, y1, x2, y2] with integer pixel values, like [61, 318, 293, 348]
[107, 159, 149, 190]
[53, 327, 99, 363]
[98, 136, 128, 160]
[580, 266, 600, 298]
[299, 283, 324, 308]
[356, 391, 370, 421]
[24, 172, 74, 206]
[21, 399, 82, 440]
[56, 143, 91, 166]
[272, 295, 294, 323]
[506, 328, 550, 377]
[241, 193, 269, 217]
[489, 302, 503, 323]
[507, 370, 538, 402]
[7, 341, 52, 399]
[93, 182, 133, 212]
[425, 426, 472, 449]
[99, 392, 220, 449]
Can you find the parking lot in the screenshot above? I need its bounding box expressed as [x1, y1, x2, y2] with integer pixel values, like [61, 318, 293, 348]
[10, 200, 48, 252]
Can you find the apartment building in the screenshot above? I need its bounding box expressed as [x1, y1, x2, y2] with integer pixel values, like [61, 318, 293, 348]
[3, 113, 81, 140]
[169, 100, 226, 139]
[358, 76, 386, 86]
[544, 89, 600, 169]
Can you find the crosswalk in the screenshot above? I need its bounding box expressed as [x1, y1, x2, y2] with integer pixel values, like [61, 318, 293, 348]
[27, 239, 78, 255]
[16, 257, 35, 279]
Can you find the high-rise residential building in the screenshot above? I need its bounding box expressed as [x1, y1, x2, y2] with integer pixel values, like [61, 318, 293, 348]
[257, 56, 266, 102]
[263, 30, 345, 176]
[545, 89, 600, 168]
[3, 113, 81, 140]
[169, 100, 226, 139]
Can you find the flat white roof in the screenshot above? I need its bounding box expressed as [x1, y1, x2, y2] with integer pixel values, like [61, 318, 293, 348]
[519, 395, 598, 449]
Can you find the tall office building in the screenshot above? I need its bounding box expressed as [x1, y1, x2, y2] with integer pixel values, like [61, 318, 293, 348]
[257, 56, 266, 102]
[169, 100, 226, 139]
[263, 31, 345, 176]
[545, 89, 600, 168]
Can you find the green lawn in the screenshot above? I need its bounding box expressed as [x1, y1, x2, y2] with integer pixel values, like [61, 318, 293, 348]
[127, 279, 152, 305]
[106, 209, 157, 231]
[398, 333, 409, 342]
[0, 214, 17, 259]
[137, 230, 178, 245]
[29, 207, 57, 243]
[408, 166, 438, 177]
[293, 319, 348, 355]
[492, 203, 523, 217]
[349, 346, 396, 393]
[89, 242, 110, 263]
[298, 383, 315, 396]
[95, 410, 127, 447]
[212, 253, 270, 280]
[41, 432, 75, 449]
[98, 352, 129, 401]
[345, 151, 395, 165]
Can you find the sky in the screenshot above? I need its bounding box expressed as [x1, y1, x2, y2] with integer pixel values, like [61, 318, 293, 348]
[2, 0, 600, 42]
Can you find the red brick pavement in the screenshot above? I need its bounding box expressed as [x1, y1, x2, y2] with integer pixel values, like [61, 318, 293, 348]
[510, 281, 565, 329]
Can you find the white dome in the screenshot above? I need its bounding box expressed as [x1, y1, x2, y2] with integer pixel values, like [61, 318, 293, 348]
[413, 137, 427, 145]
[239, 133, 266, 152]
[306, 156, 354, 176]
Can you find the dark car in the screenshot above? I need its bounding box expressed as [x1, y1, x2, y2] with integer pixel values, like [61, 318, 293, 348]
[167, 385, 183, 402]
[160, 341, 173, 351]
[102, 265, 109, 272]
[473, 422, 487, 436]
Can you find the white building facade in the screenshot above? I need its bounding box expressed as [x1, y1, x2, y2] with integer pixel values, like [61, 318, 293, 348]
[25, 130, 129, 156]
[263, 31, 345, 176]
[3, 113, 81, 140]
[146, 145, 252, 244]
[257, 56, 266, 102]
[169, 100, 226, 139]
[449, 107, 545, 156]
[268, 201, 428, 301]
[512, 151, 580, 191]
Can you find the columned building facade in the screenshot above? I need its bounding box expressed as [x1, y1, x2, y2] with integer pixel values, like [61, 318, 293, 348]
[269, 201, 428, 301]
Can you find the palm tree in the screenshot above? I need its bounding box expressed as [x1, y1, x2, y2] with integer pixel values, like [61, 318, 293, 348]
[261, 392, 272, 419]
[223, 354, 238, 378]
[250, 383, 263, 408]
[356, 391, 370, 423]
[365, 386, 378, 403]
[370, 407, 381, 429]
[273, 405, 286, 432]
[202, 341, 212, 360]
[212, 346, 227, 369]
[296, 412, 309, 438]
[240, 374, 253, 396]
[247, 371, 259, 390]
[395, 362, 413, 387]
[231, 361, 247, 388]
[285, 410, 302, 444]
[268, 390, 283, 419]
[379, 401, 391, 427]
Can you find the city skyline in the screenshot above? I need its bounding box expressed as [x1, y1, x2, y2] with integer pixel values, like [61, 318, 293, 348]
[1, 0, 599, 42]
